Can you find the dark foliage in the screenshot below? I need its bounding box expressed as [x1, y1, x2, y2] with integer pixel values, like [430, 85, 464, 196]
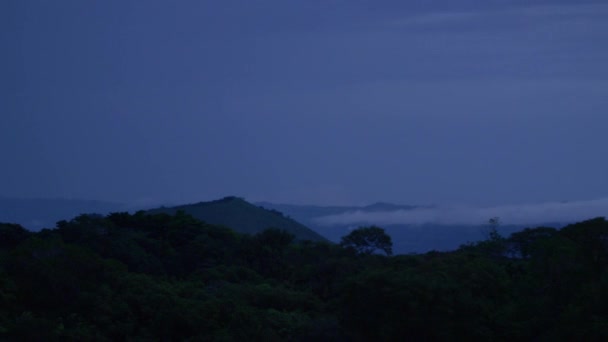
[340, 226, 393, 256]
[147, 197, 327, 242]
[1, 212, 607, 340]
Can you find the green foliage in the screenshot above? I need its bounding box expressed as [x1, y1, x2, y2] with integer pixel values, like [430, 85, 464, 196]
[508, 227, 557, 259]
[340, 226, 393, 256]
[1, 211, 608, 340]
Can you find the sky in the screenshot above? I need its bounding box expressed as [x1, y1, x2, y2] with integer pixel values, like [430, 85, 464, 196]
[2, 0, 608, 208]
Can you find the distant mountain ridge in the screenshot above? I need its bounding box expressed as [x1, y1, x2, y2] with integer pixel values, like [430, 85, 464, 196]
[255, 201, 568, 254]
[0, 196, 326, 242]
[255, 201, 417, 220]
[2, 196, 573, 253]
[0, 197, 126, 230]
[148, 196, 327, 242]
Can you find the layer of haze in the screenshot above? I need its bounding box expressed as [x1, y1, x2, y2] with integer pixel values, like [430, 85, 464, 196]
[3, 0, 608, 209]
[315, 198, 608, 227]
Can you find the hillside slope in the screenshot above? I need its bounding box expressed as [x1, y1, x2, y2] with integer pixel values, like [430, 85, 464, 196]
[256, 202, 567, 253]
[148, 196, 327, 242]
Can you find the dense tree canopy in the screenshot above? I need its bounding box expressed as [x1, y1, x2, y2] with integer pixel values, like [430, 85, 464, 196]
[1, 212, 607, 340]
[340, 226, 393, 256]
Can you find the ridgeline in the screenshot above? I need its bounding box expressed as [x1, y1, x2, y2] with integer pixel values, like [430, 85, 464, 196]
[148, 196, 327, 242]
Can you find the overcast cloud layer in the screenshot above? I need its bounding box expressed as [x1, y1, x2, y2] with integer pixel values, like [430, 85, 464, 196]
[2, 0, 607, 206]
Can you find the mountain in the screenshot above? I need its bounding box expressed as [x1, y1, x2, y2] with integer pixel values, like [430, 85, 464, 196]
[255, 201, 417, 222]
[0, 197, 126, 230]
[255, 202, 566, 254]
[148, 196, 327, 242]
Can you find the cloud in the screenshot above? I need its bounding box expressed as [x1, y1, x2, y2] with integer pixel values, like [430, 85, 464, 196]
[314, 198, 608, 227]
[386, 3, 608, 31]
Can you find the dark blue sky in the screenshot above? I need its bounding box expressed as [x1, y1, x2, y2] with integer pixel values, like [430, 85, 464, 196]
[3, 0, 608, 206]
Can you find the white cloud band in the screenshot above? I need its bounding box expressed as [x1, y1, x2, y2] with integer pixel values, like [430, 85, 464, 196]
[314, 198, 608, 227]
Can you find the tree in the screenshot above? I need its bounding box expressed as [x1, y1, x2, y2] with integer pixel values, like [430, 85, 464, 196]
[484, 217, 501, 240]
[0, 223, 31, 249]
[507, 227, 557, 259]
[340, 226, 393, 256]
[472, 217, 508, 258]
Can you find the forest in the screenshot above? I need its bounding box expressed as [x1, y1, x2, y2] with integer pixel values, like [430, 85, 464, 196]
[1, 211, 607, 340]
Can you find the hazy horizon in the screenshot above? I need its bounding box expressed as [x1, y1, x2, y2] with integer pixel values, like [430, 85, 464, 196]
[2, 194, 607, 229]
